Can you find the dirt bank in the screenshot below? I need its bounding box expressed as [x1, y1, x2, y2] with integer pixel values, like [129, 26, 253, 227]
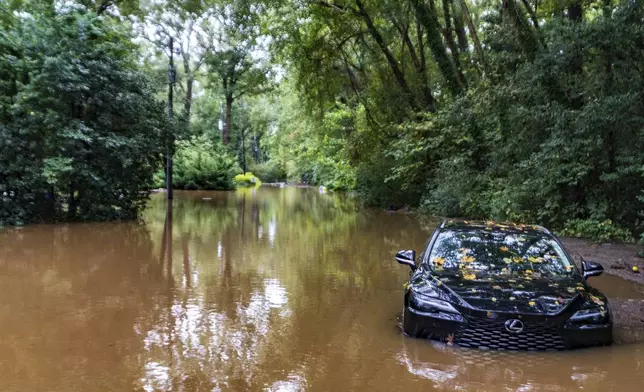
[562, 237, 644, 284]
[562, 238, 644, 341]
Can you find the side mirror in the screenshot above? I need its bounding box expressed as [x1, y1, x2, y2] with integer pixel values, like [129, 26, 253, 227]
[395, 250, 417, 271]
[582, 260, 604, 279]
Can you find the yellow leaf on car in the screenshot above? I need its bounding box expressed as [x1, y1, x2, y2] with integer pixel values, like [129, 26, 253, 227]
[461, 255, 475, 263]
[463, 273, 476, 281]
[433, 256, 446, 266]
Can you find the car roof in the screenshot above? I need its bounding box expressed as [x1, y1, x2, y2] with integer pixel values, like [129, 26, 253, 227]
[440, 219, 551, 236]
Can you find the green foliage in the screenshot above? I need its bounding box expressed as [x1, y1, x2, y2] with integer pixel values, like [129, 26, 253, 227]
[560, 219, 633, 243]
[0, 8, 166, 225]
[248, 162, 286, 183]
[263, 83, 357, 190]
[173, 136, 239, 190]
[233, 172, 261, 188]
[260, 0, 644, 240]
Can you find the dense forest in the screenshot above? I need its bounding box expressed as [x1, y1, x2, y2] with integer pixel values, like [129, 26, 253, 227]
[1, 0, 643, 241]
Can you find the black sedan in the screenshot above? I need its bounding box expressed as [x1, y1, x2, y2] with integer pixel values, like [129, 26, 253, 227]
[396, 220, 612, 350]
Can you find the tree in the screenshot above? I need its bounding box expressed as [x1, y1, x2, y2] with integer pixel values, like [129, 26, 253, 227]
[0, 7, 166, 224]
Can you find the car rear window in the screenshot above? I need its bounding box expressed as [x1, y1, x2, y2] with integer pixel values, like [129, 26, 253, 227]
[427, 230, 574, 279]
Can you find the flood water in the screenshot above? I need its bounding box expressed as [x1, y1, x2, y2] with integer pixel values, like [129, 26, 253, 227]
[1, 187, 643, 391]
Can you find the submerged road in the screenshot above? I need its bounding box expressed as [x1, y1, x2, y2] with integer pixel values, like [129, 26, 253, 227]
[0, 187, 643, 391]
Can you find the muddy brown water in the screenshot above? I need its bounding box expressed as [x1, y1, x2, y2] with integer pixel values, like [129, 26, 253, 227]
[1, 187, 643, 391]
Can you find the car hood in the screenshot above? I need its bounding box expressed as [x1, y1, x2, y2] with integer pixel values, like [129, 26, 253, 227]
[435, 275, 594, 315]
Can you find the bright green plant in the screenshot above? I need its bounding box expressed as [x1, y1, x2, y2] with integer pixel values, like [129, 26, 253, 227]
[233, 172, 262, 188]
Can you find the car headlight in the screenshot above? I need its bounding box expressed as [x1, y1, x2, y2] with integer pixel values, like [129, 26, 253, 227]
[409, 289, 459, 314]
[569, 307, 608, 324]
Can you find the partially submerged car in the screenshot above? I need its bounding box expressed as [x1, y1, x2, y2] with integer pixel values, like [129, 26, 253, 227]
[396, 220, 612, 350]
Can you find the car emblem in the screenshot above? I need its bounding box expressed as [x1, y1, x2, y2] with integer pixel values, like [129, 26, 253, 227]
[504, 319, 524, 333]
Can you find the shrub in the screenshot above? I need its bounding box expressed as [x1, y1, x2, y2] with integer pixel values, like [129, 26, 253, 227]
[248, 162, 287, 183]
[559, 219, 633, 243]
[233, 172, 261, 187]
[173, 136, 240, 190]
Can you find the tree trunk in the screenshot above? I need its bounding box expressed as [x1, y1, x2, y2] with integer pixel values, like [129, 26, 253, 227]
[240, 129, 247, 173]
[567, 0, 583, 22]
[416, 21, 436, 112]
[184, 76, 194, 120]
[503, 0, 540, 60]
[521, 0, 541, 30]
[411, 0, 463, 96]
[223, 94, 233, 145]
[457, 0, 486, 70]
[355, 0, 418, 110]
[442, 0, 466, 88]
[453, 3, 469, 52]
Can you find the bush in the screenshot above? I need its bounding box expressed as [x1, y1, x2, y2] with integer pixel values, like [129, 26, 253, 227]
[559, 219, 633, 243]
[173, 136, 240, 190]
[233, 172, 261, 187]
[248, 162, 287, 183]
[0, 12, 165, 225]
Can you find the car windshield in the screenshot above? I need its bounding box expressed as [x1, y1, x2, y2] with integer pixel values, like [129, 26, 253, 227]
[427, 230, 574, 279]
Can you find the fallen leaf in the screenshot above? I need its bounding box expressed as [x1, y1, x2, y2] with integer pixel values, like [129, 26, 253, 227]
[463, 273, 476, 281]
[433, 256, 446, 266]
[513, 257, 523, 263]
[509, 297, 516, 300]
[492, 285, 502, 290]
[500, 246, 509, 252]
[461, 255, 475, 263]
[491, 297, 497, 302]
[504, 257, 512, 264]
[529, 301, 536, 306]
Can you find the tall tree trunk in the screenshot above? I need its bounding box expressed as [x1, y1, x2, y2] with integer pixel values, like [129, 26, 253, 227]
[223, 94, 233, 145]
[504, 0, 540, 60]
[396, 20, 436, 111]
[442, 0, 466, 88]
[355, 0, 418, 110]
[411, 0, 463, 96]
[240, 129, 247, 173]
[521, 0, 541, 30]
[184, 76, 194, 120]
[416, 22, 436, 112]
[453, 3, 469, 52]
[458, 0, 486, 70]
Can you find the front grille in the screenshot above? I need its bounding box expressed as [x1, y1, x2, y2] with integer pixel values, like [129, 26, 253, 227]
[453, 317, 567, 351]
